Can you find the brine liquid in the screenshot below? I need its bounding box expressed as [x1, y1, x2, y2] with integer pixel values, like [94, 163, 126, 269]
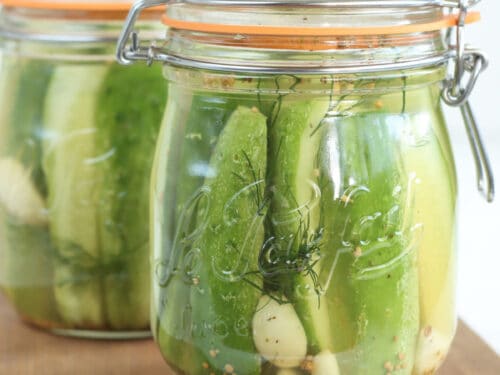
[152, 73, 457, 375]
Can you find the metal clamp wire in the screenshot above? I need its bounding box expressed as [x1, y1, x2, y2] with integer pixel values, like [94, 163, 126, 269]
[442, 49, 488, 106]
[461, 101, 495, 202]
[116, 0, 168, 65]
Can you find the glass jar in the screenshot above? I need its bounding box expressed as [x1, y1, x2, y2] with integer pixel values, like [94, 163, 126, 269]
[118, 0, 492, 372]
[0, 0, 167, 338]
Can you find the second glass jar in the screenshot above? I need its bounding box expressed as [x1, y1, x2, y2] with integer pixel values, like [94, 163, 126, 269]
[0, 1, 167, 338]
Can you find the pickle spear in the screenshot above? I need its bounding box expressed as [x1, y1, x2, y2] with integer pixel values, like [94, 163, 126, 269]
[320, 113, 419, 374]
[95, 63, 166, 330]
[156, 93, 238, 364]
[164, 106, 267, 375]
[267, 97, 334, 354]
[375, 86, 457, 373]
[43, 62, 166, 330]
[156, 93, 266, 367]
[43, 64, 111, 328]
[401, 89, 457, 374]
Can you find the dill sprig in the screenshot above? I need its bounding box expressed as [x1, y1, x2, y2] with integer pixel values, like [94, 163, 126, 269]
[242, 214, 325, 306]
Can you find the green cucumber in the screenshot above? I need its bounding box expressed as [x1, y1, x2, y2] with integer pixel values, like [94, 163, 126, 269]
[166, 106, 267, 375]
[400, 88, 457, 373]
[320, 113, 419, 374]
[156, 93, 266, 365]
[43, 64, 111, 328]
[267, 97, 334, 354]
[151, 85, 194, 343]
[156, 93, 232, 363]
[94, 63, 166, 329]
[269, 98, 328, 251]
[0, 59, 58, 326]
[43, 62, 166, 330]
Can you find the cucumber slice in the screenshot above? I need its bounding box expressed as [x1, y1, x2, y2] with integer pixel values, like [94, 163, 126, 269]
[95, 63, 166, 330]
[320, 113, 419, 374]
[156, 93, 267, 368]
[267, 97, 334, 354]
[43, 64, 110, 327]
[163, 106, 267, 375]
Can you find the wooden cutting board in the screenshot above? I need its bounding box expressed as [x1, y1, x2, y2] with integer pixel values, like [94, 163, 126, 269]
[0, 293, 498, 375]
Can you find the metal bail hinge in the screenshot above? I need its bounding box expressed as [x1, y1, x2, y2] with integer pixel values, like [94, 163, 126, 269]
[116, 0, 170, 66]
[442, 0, 494, 202]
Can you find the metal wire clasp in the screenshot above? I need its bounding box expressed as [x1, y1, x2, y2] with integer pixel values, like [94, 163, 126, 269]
[442, 0, 494, 202]
[116, 0, 169, 65]
[442, 0, 487, 106]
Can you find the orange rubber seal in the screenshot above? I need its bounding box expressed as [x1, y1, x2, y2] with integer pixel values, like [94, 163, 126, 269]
[190, 32, 436, 51]
[0, 0, 163, 12]
[162, 11, 480, 36]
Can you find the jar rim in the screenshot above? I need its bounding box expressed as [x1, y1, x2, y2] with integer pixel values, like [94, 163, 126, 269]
[162, 11, 479, 38]
[162, 1, 480, 39]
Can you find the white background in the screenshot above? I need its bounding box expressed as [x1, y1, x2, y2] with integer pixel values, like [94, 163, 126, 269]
[444, 0, 500, 354]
